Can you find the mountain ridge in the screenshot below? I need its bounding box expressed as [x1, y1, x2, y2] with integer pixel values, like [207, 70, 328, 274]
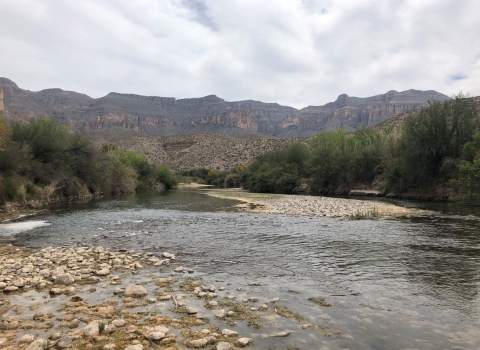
[0, 78, 449, 138]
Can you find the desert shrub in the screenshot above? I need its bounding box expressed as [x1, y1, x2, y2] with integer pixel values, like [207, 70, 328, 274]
[156, 166, 177, 189]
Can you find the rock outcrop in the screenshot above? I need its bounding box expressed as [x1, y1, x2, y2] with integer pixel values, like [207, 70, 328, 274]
[0, 78, 448, 137]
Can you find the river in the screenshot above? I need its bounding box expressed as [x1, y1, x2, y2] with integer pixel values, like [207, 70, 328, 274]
[1, 189, 480, 349]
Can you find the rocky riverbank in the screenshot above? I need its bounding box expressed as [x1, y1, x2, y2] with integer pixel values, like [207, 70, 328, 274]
[203, 190, 434, 219]
[0, 244, 338, 350]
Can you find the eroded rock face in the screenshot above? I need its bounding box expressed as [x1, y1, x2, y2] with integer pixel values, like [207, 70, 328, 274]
[0, 78, 448, 138]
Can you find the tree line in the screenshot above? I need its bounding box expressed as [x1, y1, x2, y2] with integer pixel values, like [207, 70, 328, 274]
[239, 94, 480, 200]
[0, 117, 177, 205]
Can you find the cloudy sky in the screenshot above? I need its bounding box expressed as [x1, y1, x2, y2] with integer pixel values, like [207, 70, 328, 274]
[0, 0, 479, 108]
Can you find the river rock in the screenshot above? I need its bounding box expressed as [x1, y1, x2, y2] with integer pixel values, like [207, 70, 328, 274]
[153, 325, 170, 334]
[174, 266, 184, 273]
[125, 284, 147, 297]
[148, 331, 165, 340]
[96, 269, 110, 276]
[0, 282, 6, 289]
[0, 338, 7, 347]
[104, 324, 117, 334]
[55, 273, 75, 285]
[187, 307, 198, 314]
[55, 335, 73, 348]
[216, 342, 233, 350]
[208, 300, 218, 307]
[188, 338, 208, 347]
[125, 345, 143, 350]
[19, 334, 35, 344]
[3, 286, 18, 292]
[214, 309, 226, 318]
[162, 252, 175, 259]
[103, 344, 116, 350]
[13, 278, 25, 287]
[84, 320, 100, 337]
[237, 338, 254, 347]
[26, 339, 48, 350]
[111, 319, 126, 327]
[33, 310, 53, 321]
[221, 329, 238, 337]
[270, 330, 290, 337]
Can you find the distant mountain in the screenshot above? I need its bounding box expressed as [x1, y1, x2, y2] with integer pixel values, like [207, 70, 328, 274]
[0, 78, 449, 137]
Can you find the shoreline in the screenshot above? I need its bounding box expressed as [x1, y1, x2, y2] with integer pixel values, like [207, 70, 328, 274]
[0, 243, 337, 349]
[202, 189, 435, 219]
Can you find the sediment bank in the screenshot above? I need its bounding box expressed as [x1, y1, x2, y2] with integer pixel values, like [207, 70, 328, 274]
[203, 189, 434, 218]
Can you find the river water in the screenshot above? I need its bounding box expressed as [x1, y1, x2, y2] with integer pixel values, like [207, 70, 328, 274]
[1, 189, 480, 349]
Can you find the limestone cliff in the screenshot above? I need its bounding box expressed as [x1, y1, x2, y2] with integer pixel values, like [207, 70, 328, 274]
[0, 78, 449, 137]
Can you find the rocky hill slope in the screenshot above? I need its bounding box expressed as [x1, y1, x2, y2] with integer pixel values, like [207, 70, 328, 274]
[112, 134, 306, 171]
[0, 77, 448, 137]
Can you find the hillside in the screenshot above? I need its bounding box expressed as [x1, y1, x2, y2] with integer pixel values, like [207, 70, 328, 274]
[112, 134, 306, 171]
[0, 77, 448, 137]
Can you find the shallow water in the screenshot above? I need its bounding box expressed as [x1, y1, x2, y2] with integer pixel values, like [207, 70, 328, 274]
[2, 189, 480, 349]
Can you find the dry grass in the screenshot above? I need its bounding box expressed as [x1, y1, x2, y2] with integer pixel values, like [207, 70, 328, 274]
[275, 305, 306, 322]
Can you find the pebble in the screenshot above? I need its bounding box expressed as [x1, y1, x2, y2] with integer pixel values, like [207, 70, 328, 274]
[84, 320, 100, 337]
[216, 342, 233, 350]
[214, 309, 226, 318]
[174, 266, 184, 273]
[25, 339, 48, 350]
[187, 307, 199, 314]
[111, 319, 126, 327]
[222, 328, 238, 337]
[237, 337, 254, 346]
[188, 338, 208, 347]
[148, 331, 165, 340]
[270, 330, 291, 337]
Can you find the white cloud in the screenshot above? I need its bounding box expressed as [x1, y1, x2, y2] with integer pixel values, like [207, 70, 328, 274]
[0, 0, 479, 108]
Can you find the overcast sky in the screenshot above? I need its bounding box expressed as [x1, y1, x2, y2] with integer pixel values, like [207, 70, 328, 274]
[0, 0, 479, 108]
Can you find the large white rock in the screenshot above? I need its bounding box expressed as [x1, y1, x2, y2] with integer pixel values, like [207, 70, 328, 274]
[148, 331, 165, 341]
[84, 320, 100, 337]
[221, 329, 238, 337]
[18, 334, 35, 344]
[124, 284, 148, 297]
[237, 337, 254, 346]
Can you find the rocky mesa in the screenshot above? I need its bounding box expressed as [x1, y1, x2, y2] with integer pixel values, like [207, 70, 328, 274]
[0, 77, 448, 138]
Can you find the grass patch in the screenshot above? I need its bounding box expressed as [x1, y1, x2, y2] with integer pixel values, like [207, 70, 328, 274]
[275, 305, 306, 322]
[155, 278, 177, 292]
[308, 297, 332, 307]
[226, 302, 264, 329]
[349, 206, 379, 220]
[179, 277, 203, 292]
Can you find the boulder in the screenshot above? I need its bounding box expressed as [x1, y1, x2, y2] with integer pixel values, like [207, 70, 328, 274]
[84, 320, 100, 338]
[124, 284, 147, 297]
[18, 334, 35, 344]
